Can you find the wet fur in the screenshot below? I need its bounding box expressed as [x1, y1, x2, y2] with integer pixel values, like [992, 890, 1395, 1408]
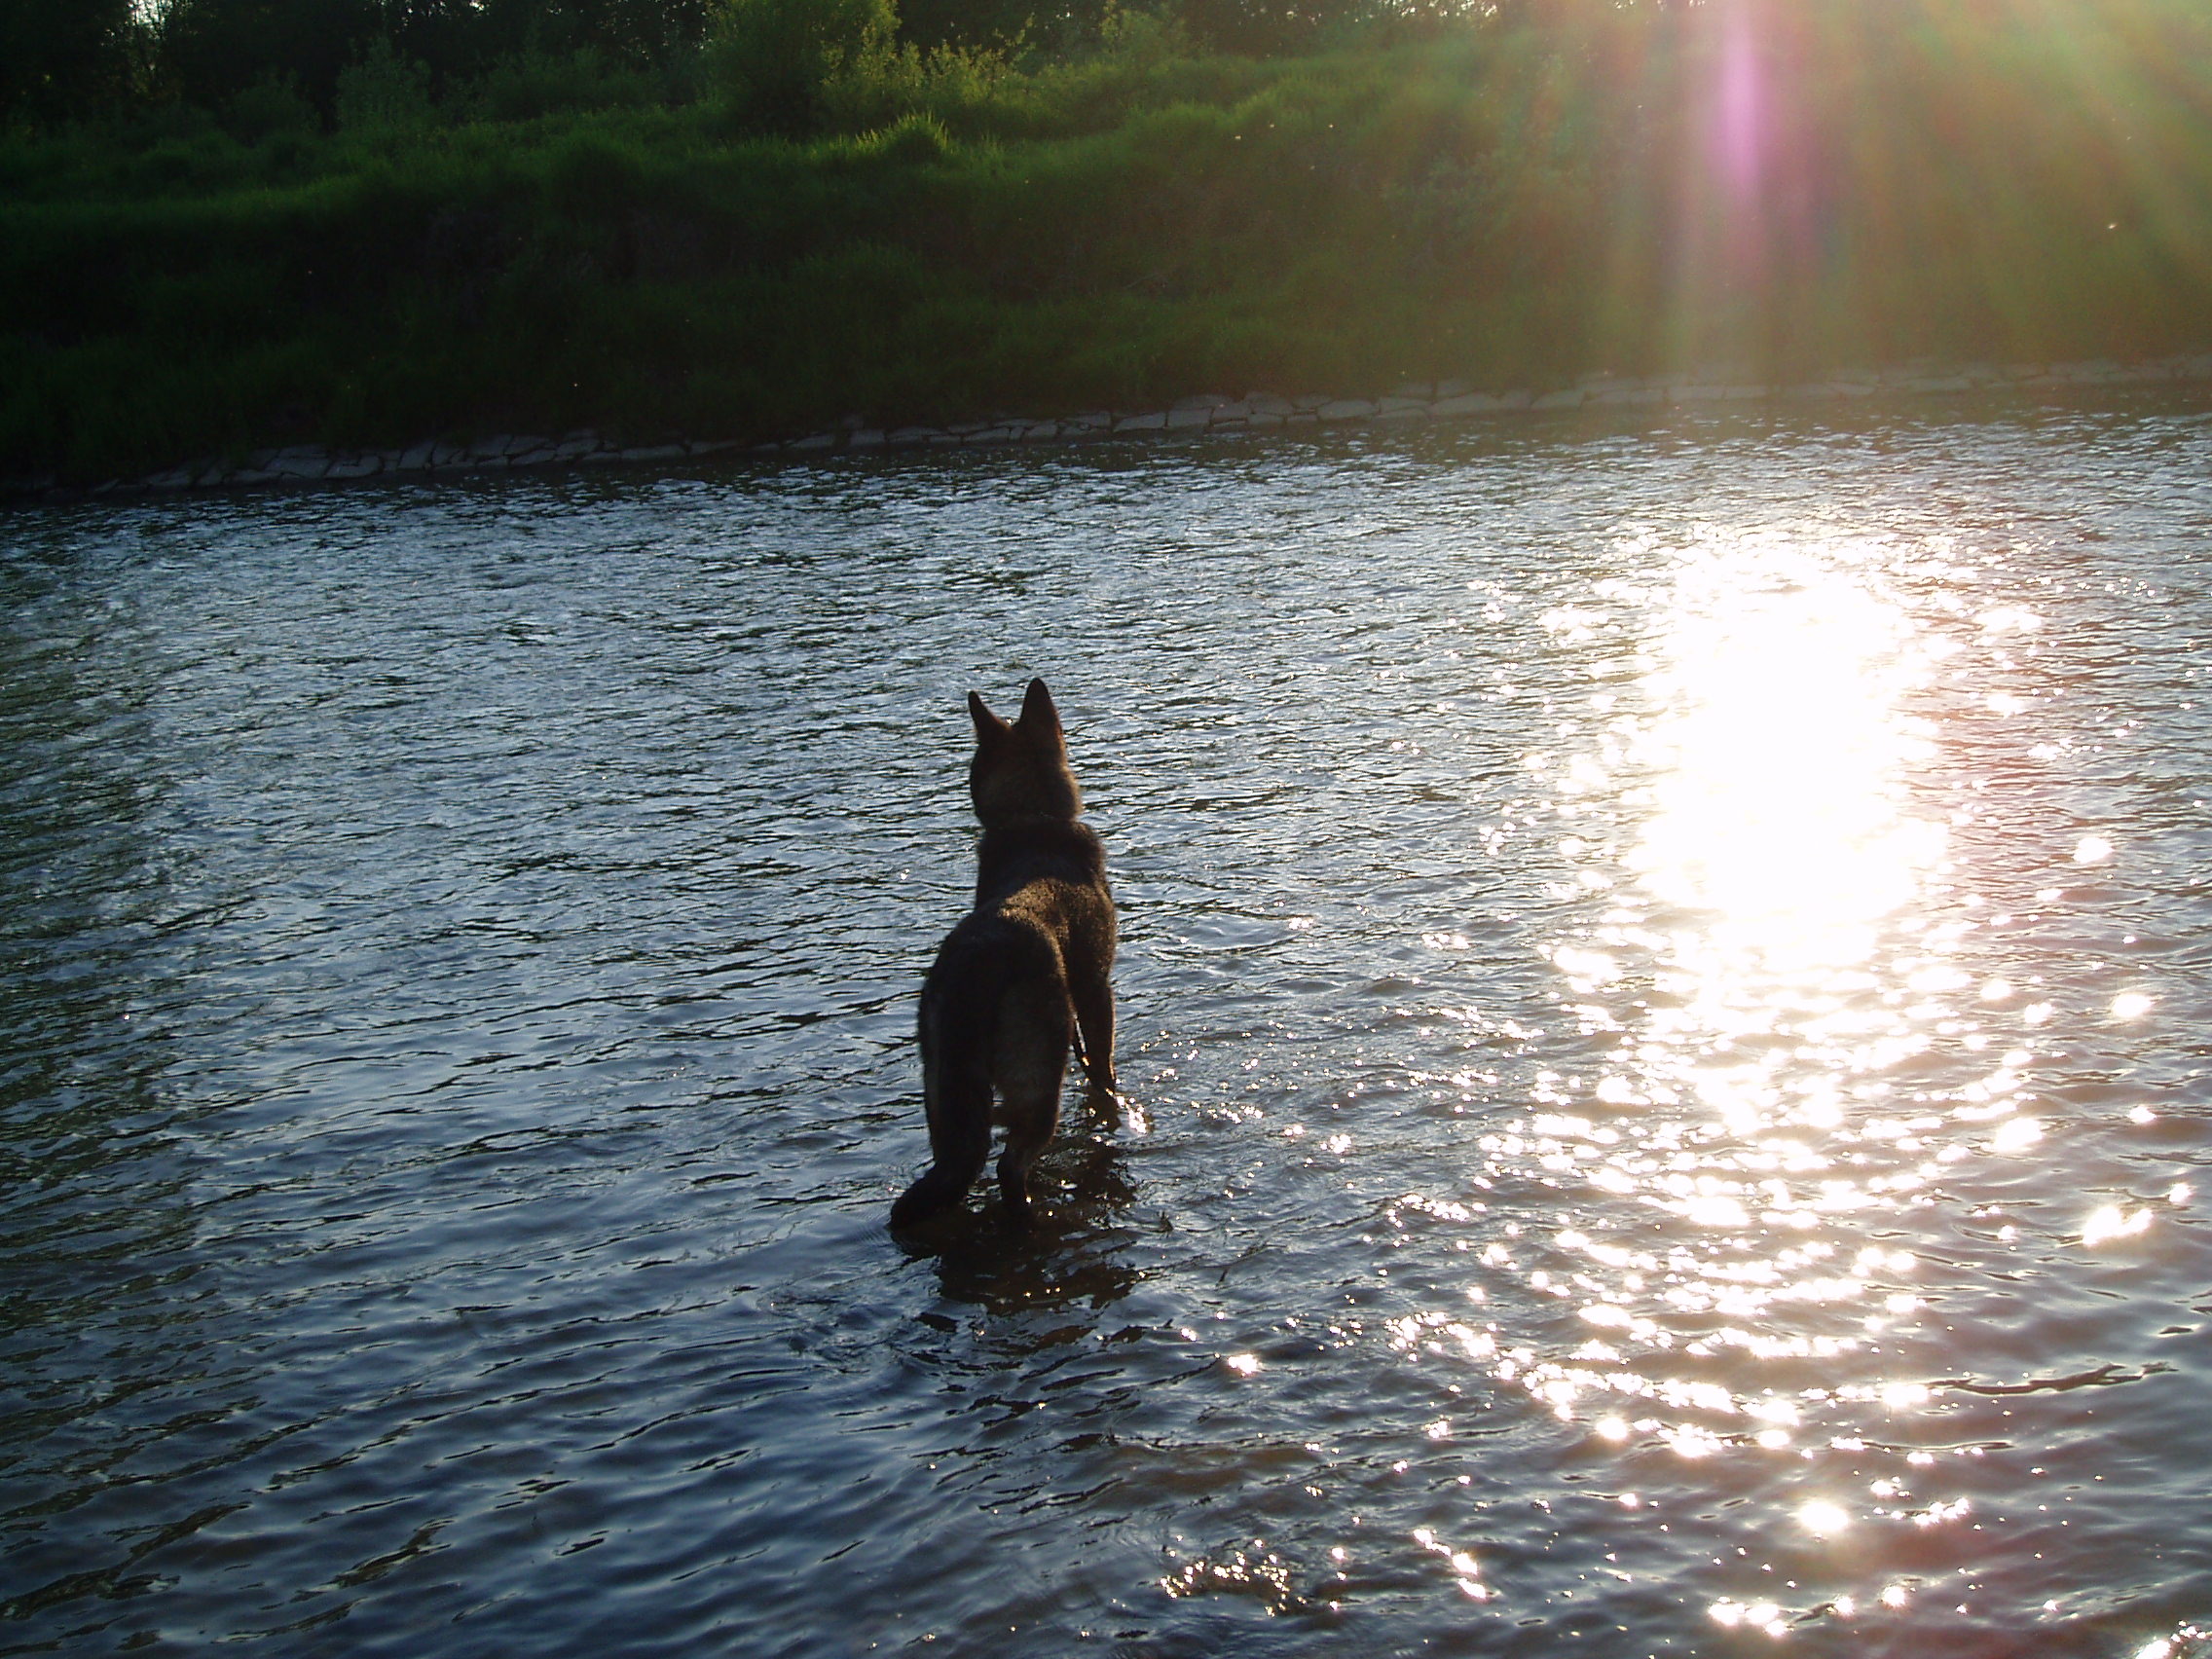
[892, 679, 1118, 1230]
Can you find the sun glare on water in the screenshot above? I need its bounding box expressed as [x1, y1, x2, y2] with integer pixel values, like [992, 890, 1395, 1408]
[1545, 530, 1955, 1138]
[1629, 534, 1943, 974]
[1410, 526, 2050, 1634]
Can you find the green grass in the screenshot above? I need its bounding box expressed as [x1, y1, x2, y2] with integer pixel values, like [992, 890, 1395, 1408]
[7, 1, 2212, 482]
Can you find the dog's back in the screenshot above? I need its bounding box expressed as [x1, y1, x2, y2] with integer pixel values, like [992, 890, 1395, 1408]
[892, 679, 1117, 1230]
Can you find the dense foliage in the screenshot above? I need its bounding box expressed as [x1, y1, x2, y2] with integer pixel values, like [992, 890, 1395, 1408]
[5, 0, 2212, 482]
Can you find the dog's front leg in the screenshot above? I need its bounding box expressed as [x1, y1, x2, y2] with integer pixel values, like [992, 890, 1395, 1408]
[1069, 969, 1117, 1094]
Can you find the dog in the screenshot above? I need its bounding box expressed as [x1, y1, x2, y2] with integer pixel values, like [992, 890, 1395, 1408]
[891, 678, 1118, 1230]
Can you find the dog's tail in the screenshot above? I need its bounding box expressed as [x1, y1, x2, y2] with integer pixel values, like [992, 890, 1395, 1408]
[892, 917, 1062, 1229]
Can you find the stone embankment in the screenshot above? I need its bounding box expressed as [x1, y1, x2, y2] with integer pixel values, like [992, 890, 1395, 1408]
[13, 353, 2212, 503]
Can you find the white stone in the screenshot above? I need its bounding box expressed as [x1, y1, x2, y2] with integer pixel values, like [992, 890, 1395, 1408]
[1316, 399, 1378, 421]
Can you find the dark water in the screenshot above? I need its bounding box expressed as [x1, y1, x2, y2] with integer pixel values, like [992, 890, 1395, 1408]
[5, 402, 2210, 1659]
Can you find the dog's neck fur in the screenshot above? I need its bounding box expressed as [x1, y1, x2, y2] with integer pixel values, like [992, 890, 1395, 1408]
[974, 814, 1104, 902]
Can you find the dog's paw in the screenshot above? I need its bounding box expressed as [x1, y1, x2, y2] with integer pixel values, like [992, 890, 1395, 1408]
[891, 1169, 962, 1230]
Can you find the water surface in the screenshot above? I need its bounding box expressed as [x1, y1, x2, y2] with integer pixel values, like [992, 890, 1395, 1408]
[4, 401, 2210, 1657]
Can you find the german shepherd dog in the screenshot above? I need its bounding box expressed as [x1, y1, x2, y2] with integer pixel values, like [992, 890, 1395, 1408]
[891, 679, 1117, 1230]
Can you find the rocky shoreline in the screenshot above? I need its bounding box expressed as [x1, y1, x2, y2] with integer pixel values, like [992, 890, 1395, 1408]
[11, 352, 2212, 505]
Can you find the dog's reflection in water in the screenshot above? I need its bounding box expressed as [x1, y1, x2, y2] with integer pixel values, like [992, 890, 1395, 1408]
[900, 1082, 1139, 1314]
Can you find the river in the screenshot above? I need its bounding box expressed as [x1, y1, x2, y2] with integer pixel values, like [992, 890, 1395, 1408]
[4, 397, 2209, 1658]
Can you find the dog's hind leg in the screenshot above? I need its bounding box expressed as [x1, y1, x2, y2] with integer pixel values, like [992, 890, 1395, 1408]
[893, 1126, 988, 1227]
[993, 988, 1071, 1230]
[893, 995, 991, 1229]
[893, 1105, 988, 1227]
[994, 1082, 1061, 1231]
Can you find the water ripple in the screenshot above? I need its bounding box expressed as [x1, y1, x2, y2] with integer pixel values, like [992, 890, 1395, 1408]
[4, 403, 2210, 1656]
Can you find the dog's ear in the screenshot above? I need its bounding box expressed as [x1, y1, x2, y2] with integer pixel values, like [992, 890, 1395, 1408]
[969, 689, 1011, 743]
[1017, 678, 1062, 743]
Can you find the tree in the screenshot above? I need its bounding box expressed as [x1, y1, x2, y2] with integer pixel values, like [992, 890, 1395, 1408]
[0, 0, 142, 122]
[158, 0, 386, 114]
[466, 0, 717, 65]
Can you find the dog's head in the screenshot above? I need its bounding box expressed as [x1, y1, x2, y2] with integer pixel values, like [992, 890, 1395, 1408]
[968, 678, 1083, 826]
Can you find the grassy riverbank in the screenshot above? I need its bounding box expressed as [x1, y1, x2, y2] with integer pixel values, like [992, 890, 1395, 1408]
[8, 0, 2212, 485]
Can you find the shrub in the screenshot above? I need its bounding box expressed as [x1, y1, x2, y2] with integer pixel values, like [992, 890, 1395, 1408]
[820, 39, 1018, 137]
[224, 71, 319, 142]
[706, 0, 898, 132]
[334, 37, 436, 136]
[545, 128, 651, 220]
[467, 46, 663, 123]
